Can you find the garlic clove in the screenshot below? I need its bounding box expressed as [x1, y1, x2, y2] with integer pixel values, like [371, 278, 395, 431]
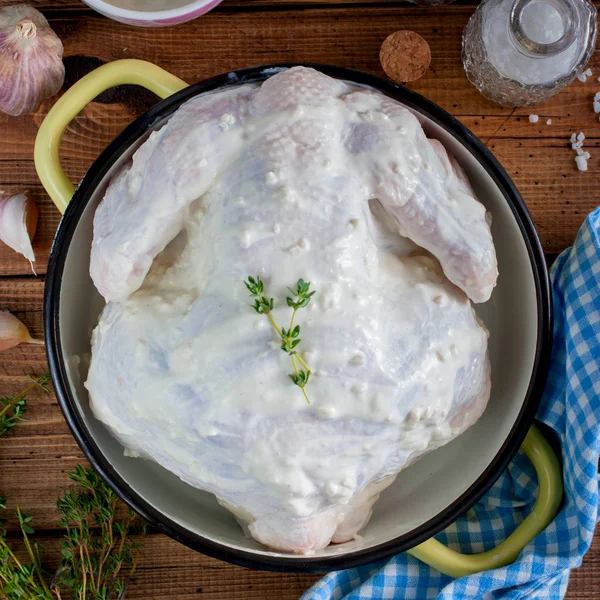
[0, 191, 38, 265]
[0, 310, 43, 352]
[0, 6, 65, 116]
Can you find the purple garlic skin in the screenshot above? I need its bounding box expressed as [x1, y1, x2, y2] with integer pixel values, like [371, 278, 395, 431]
[0, 5, 65, 116]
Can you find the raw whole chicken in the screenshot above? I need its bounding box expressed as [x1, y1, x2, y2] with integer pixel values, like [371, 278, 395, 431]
[86, 67, 498, 554]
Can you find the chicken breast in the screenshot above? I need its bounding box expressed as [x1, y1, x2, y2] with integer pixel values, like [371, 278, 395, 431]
[86, 67, 497, 554]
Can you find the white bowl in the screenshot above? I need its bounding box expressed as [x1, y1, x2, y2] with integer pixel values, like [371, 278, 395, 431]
[82, 0, 223, 27]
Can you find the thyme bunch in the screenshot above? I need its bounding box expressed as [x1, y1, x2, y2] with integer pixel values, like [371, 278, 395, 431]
[53, 466, 147, 600]
[0, 378, 147, 599]
[244, 276, 315, 403]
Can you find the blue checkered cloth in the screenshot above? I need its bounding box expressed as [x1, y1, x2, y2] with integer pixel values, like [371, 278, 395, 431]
[303, 207, 600, 600]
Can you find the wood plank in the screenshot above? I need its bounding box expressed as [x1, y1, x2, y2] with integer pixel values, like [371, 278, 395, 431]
[0, 278, 63, 530]
[3, 407, 600, 600]
[1, 7, 599, 276]
[0, 524, 597, 600]
[0, 528, 598, 599]
[568, 536, 600, 600]
[2, 430, 600, 600]
[1, 133, 596, 273]
[0, 531, 320, 599]
[0, 276, 598, 600]
[0, 279, 89, 530]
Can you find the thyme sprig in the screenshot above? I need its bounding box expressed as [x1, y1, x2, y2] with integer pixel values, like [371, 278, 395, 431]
[0, 505, 53, 599]
[0, 374, 50, 436]
[244, 276, 315, 403]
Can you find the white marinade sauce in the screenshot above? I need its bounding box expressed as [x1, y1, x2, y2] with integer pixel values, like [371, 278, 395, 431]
[85, 67, 497, 554]
[104, 0, 193, 11]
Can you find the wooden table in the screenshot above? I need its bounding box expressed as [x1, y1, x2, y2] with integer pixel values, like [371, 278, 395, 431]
[1, 1, 599, 598]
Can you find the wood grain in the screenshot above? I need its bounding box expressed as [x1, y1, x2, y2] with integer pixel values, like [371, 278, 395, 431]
[2, 418, 600, 600]
[1, 531, 320, 599]
[1, 3, 599, 599]
[1, 5, 599, 276]
[1, 529, 599, 599]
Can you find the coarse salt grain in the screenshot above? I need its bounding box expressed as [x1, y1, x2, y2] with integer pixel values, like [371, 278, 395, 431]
[594, 102, 600, 114]
[546, 119, 552, 125]
[529, 114, 539, 123]
[571, 130, 590, 172]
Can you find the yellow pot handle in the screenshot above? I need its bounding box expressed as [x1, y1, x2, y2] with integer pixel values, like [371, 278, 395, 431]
[407, 423, 563, 577]
[34, 59, 188, 214]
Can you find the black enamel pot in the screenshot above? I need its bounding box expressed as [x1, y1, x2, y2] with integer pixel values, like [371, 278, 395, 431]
[35, 60, 557, 574]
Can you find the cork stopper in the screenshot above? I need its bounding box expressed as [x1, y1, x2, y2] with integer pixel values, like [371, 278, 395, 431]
[380, 30, 432, 83]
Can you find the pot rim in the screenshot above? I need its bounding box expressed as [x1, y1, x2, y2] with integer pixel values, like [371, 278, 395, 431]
[44, 63, 552, 573]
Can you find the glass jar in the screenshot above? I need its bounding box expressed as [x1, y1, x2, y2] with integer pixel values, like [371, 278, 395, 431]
[462, 0, 597, 106]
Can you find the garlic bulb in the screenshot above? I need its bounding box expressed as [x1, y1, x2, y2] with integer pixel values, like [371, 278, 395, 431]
[0, 192, 38, 265]
[0, 310, 43, 352]
[0, 6, 64, 116]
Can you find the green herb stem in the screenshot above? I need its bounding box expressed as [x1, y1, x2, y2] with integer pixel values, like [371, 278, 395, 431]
[265, 310, 284, 339]
[0, 537, 25, 573]
[0, 375, 51, 435]
[244, 276, 315, 403]
[289, 308, 297, 332]
[295, 353, 311, 373]
[17, 507, 53, 597]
